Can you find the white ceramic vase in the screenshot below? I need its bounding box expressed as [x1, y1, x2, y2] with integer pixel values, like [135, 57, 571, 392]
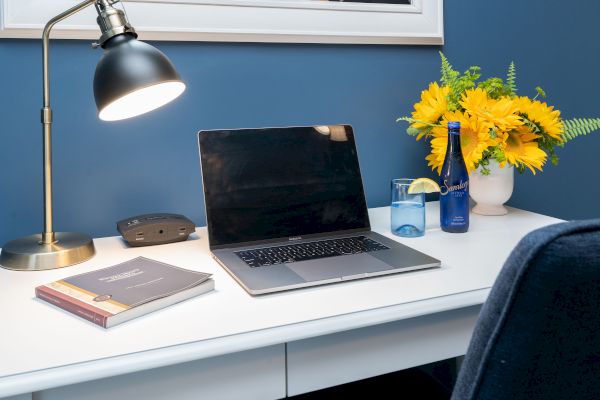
[469, 160, 514, 216]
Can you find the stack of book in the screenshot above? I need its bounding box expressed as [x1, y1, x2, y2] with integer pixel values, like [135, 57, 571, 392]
[36, 256, 214, 328]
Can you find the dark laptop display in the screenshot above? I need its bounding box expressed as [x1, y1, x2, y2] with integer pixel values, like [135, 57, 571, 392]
[198, 125, 440, 295]
[200, 126, 370, 248]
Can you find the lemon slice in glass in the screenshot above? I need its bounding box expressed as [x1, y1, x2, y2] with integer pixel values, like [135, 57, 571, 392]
[407, 178, 441, 194]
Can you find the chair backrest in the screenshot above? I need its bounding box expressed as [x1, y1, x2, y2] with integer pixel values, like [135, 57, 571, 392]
[451, 219, 600, 400]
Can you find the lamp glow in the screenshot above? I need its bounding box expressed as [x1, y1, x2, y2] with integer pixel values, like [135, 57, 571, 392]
[99, 81, 185, 121]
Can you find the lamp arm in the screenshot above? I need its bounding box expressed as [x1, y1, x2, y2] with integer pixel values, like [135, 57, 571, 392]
[40, 0, 96, 244]
[42, 0, 96, 108]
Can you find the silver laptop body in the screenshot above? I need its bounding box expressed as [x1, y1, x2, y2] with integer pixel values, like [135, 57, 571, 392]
[198, 125, 440, 295]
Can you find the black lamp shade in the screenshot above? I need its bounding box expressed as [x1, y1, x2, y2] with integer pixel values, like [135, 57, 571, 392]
[94, 34, 185, 121]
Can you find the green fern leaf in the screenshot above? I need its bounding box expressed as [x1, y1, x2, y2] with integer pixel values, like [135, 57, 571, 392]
[439, 52, 463, 110]
[562, 118, 600, 141]
[535, 86, 546, 99]
[396, 116, 417, 134]
[506, 61, 517, 96]
[396, 116, 441, 136]
[439, 52, 455, 87]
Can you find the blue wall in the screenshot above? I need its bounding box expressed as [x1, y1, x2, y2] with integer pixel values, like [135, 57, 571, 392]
[0, 0, 599, 244]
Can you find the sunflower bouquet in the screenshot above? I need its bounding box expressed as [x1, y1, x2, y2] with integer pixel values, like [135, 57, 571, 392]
[398, 53, 600, 175]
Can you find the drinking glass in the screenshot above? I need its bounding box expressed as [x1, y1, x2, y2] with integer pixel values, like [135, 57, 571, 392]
[391, 178, 425, 237]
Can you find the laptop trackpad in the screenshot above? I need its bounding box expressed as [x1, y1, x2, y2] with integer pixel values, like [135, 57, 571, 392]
[287, 254, 391, 282]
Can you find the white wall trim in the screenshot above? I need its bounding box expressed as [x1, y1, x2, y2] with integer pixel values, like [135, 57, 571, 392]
[0, 0, 443, 45]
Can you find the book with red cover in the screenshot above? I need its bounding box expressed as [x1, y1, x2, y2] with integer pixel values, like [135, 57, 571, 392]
[35, 256, 214, 328]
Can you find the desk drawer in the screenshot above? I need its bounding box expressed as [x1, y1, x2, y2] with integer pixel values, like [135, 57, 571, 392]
[287, 305, 480, 396]
[34, 345, 285, 400]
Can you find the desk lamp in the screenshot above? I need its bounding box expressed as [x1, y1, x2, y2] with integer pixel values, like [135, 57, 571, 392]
[0, 0, 185, 271]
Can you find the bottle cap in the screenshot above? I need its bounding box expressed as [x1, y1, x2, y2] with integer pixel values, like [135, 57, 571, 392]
[448, 121, 461, 130]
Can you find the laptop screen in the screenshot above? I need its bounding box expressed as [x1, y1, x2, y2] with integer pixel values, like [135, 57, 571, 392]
[199, 125, 371, 248]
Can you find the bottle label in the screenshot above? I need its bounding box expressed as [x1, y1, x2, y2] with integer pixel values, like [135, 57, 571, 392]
[440, 179, 469, 228]
[440, 179, 469, 196]
[448, 214, 466, 225]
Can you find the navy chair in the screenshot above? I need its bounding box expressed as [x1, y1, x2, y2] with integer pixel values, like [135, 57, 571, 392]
[451, 219, 600, 400]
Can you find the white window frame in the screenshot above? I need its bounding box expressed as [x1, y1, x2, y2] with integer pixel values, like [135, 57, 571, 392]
[0, 0, 443, 45]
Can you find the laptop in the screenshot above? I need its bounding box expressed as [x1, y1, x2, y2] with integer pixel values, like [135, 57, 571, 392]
[198, 125, 440, 295]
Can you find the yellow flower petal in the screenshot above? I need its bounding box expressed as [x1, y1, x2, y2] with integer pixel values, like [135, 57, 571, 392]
[411, 82, 450, 134]
[502, 125, 547, 174]
[460, 89, 523, 136]
[514, 96, 564, 142]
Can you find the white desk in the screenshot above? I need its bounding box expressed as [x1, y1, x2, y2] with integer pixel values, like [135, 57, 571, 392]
[0, 203, 561, 400]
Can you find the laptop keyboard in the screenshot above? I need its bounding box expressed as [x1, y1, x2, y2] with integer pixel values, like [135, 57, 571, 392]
[235, 236, 389, 268]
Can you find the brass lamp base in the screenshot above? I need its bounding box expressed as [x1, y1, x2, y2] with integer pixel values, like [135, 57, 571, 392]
[0, 232, 95, 271]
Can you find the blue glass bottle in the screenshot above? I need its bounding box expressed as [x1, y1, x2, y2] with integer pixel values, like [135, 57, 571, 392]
[440, 121, 469, 233]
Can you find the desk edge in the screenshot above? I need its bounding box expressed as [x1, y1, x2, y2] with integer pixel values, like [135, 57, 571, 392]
[0, 288, 489, 397]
